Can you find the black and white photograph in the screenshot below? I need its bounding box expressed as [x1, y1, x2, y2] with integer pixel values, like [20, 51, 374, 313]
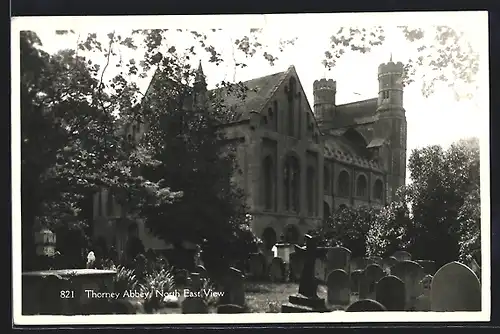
[12, 12, 490, 325]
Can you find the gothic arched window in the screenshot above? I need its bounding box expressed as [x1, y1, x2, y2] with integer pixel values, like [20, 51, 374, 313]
[356, 174, 368, 198]
[284, 155, 300, 212]
[324, 166, 330, 193]
[373, 179, 384, 200]
[287, 77, 296, 137]
[307, 166, 316, 216]
[262, 156, 275, 210]
[338, 170, 350, 197]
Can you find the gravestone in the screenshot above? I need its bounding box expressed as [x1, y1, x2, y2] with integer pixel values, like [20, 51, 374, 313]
[415, 260, 436, 275]
[314, 257, 327, 282]
[326, 246, 352, 274]
[345, 299, 387, 312]
[281, 234, 328, 313]
[375, 275, 405, 311]
[289, 251, 304, 282]
[350, 257, 367, 272]
[219, 267, 245, 307]
[415, 274, 432, 311]
[381, 256, 398, 275]
[326, 269, 350, 305]
[248, 253, 267, 280]
[350, 269, 364, 294]
[217, 304, 245, 313]
[390, 260, 425, 310]
[181, 273, 208, 314]
[430, 261, 481, 311]
[393, 250, 412, 262]
[360, 264, 385, 299]
[270, 257, 286, 282]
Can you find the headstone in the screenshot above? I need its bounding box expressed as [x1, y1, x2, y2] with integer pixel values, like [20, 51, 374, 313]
[350, 269, 364, 294]
[314, 257, 327, 282]
[281, 234, 328, 313]
[393, 250, 412, 262]
[289, 251, 304, 282]
[219, 267, 245, 307]
[360, 264, 385, 299]
[345, 299, 387, 312]
[326, 269, 350, 305]
[350, 257, 367, 272]
[248, 253, 266, 279]
[415, 274, 432, 311]
[325, 246, 352, 274]
[375, 275, 405, 311]
[275, 243, 294, 264]
[181, 273, 209, 314]
[381, 256, 398, 274]
[430, 261, 481, 311]
[217, 304, 245, 313]
[415, 260, 436, 275]
[269, 257, 286, 282]
[390, 260, 425, 310]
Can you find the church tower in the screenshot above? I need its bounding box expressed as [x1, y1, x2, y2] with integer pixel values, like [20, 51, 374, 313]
[193, 60, 208, 108]
[313, 79, 336, 127]
[375, 58, 407, 202]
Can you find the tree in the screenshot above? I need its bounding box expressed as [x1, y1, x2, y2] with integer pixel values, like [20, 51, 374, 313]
[35, 29, 287, 273]
[322, 25, 480, 100]
[315, 206, 375, 257]
[365, 196, 412, 258]
[20, 31, 176, 270]
[404, 138, 480, 267]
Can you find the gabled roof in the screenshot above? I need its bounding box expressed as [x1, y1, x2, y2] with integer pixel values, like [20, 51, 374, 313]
[208, 66, 292, 122]
[321, 97, 379, 130]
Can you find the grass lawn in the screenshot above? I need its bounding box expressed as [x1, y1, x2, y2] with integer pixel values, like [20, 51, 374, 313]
[156, 282, 358, 314]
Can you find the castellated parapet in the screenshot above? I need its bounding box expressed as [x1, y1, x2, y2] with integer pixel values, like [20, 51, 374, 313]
[313, 78, 337, 92]
[378, 61, 404, 77]
[313, 79, 337, 106]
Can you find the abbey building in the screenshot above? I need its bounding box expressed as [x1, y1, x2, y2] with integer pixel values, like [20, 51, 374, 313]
[92, 60, 408, 253]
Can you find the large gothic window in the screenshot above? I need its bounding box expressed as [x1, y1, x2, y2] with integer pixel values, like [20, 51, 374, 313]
[262, 156, 275, 210]
[284, 155, 300, 212]
[373, 179, 383, 200]
[356, 175, 368, 198]
[287, 77, 296, 137]
[307, 166, 316, 216]
[338, 170, 350, 197]
[324, 166, 330, 193]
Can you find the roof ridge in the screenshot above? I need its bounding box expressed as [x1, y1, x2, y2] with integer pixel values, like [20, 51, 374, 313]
[336, 97, 378, 107]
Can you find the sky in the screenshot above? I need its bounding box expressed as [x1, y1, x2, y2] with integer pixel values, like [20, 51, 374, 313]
[14, 12, 489, 184]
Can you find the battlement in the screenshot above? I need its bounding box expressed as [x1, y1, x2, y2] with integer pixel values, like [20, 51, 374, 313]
[378, 61, 404, 75]
[313, 78, 337, 92]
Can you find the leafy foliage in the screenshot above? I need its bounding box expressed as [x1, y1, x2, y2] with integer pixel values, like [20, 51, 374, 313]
[405, 138, 480, 267]
[315, 206, 375, 257]
[20, 31, 178, 270]
[322, 25, 480, 100]
[365, 199, 412, 258]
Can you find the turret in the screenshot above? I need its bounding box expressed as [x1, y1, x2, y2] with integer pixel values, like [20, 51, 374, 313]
[374, 58, 407, 203]
[377, 60, 405, 113]
[313, 79, 336, 125]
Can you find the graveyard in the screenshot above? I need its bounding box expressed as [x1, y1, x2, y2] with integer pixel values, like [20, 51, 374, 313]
[18, 26, 484, 317]
[22, 233, 482, 315]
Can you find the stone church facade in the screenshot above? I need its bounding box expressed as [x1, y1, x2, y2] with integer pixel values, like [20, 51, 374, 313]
[91, 60, 407, 254]
[210, 60, 407, 249]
